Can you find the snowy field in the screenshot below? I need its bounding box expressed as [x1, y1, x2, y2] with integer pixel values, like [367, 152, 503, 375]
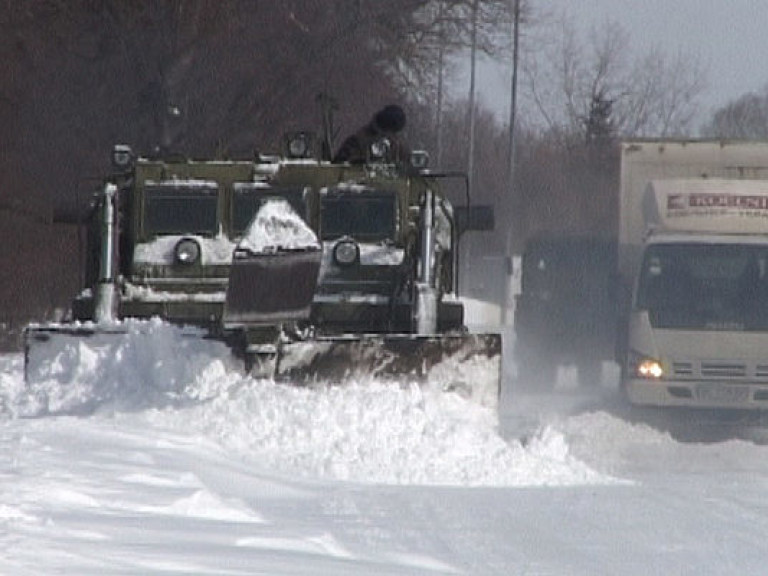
[4, 321, 768, 574]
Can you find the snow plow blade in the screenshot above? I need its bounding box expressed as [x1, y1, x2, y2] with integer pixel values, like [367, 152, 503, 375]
[275, 333, 502, 410]
[224, 249, 321, 325]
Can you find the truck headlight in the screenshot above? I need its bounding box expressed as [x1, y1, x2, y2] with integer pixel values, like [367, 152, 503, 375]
[636, 358, 664, 379]
[174, 238, 201, 265]
[333, 240, 359, 266]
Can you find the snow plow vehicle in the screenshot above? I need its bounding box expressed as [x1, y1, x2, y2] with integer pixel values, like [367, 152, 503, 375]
[24, 108, 502, 409]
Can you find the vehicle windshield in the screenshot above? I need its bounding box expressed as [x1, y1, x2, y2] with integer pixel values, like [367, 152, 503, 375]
[144, 183, 219, 236]
[636, 243, 768, 331]
[232, 185, 306, 235]
[321, 189, 396, 241]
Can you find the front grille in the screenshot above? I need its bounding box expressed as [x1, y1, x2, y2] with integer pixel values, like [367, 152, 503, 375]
[671, 358, 768, 381]
[701, 362, 747, 378]
[673, 362, 693, 377]
[756, 365, 768, 378]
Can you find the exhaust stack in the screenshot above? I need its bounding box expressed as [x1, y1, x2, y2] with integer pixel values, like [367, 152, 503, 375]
[95, 183, 118, 323]
[414, 188, 439, 335]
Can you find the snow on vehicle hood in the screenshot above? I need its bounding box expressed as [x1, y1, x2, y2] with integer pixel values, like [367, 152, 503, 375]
[237, 198, 319, 254]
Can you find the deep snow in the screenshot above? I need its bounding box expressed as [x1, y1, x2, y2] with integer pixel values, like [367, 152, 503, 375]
[4, 322, 768, 574]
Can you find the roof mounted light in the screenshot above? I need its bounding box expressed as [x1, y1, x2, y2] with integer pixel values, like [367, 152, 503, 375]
[369, 138, 391, 161]
[410, 150, 429, 170]
[174, 237, 201, 266]
[111, 144, 134, 172]
[284, 131, 314, 159]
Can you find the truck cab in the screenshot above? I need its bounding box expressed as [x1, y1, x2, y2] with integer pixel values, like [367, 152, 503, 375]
[514, 234, 617, 388]
[622, 175, 768, 409]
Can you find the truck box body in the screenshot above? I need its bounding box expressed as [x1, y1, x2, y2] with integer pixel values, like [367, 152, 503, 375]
[620, 140, 768, 409]
[619, 140, 768, 280]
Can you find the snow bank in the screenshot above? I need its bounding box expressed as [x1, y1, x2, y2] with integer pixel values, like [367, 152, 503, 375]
[153, 376, 614, 487]
[3, 320, 619, 487]
[17, 319, 238, 416]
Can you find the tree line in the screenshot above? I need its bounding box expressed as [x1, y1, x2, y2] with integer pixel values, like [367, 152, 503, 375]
[0, 0, 757, 348]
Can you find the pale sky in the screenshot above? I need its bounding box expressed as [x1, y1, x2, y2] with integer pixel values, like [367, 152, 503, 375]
[473, 0, 767, 128]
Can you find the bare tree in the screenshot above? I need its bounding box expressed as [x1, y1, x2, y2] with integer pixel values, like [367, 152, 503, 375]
[523, 16, 707, 141]
[618, 47, 708, 137]
[701, 88, 768, 139]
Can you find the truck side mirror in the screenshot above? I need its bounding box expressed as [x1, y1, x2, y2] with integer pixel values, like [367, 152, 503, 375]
[455, 205, 495, 235]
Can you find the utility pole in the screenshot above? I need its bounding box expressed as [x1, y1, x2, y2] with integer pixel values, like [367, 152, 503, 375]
[465, 0, 479, 298]
[503, 0, 521, 326]
[507, 0, 520, 189]
[467, 0, 479, 188]
[436, 1, 445, 166]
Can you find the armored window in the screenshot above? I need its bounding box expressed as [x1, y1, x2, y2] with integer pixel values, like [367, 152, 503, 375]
[320, 188, 397, 241]
[144, 181, 219, 236]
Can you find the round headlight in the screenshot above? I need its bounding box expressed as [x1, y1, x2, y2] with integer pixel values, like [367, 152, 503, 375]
[288, 136, 308, 157]
[286, 132, 313, 158]
[333, 240, 359, 266]
[174, 238, 201, 265]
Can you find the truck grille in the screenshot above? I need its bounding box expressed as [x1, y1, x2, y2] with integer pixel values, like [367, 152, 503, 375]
[757, 365, 768, 379]
[701, 362, 746, 378]
[672, 360, 767, 380]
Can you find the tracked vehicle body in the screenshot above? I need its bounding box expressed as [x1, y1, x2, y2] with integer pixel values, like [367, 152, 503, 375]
[26, 122, 501, 409]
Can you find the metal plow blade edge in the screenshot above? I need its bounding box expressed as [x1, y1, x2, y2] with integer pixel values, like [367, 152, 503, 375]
[275, 333, 502, 411]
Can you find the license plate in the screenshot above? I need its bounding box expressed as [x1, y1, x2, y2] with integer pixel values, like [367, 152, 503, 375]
[695, 383, 750, 404]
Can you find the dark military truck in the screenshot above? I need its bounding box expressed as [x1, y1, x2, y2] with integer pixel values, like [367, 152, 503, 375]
[514, 235, 617, 388]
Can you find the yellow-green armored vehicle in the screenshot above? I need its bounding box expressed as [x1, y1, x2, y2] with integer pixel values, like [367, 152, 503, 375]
[25, 108, 501, 408]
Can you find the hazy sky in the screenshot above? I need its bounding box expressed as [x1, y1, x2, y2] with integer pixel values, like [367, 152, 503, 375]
[474, 0, 767, 126]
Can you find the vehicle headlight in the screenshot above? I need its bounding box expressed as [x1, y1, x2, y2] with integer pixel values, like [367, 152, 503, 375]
[174, 238, 201, 265]
[333, 240, 359, 266]
[285, 132, 313, 158]
[410, 150, 429, 170]
[111, 144, 134, 171]
[636, 357, 664, 379]
[370, 138, 391, 160]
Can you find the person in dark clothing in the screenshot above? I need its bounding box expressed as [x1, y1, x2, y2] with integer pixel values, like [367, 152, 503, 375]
[333, 104, 409, 164]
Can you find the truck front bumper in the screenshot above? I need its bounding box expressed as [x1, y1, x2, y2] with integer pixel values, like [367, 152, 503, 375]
[625, 378, 768, 410]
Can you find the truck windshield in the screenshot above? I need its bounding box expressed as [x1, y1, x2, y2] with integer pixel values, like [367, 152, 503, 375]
[321, 190, 396, 241]
[144, 183, 219, 236]
[636, 243, 768, 331]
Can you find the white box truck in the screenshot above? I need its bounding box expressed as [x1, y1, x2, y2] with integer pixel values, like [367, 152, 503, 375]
[619, 139, 768, 408]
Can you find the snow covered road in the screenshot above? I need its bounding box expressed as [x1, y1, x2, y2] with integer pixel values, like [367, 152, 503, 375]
[3, 328, 768, 574]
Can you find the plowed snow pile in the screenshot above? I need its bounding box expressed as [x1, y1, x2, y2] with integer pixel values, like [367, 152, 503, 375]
[5, 320, 619, 487]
